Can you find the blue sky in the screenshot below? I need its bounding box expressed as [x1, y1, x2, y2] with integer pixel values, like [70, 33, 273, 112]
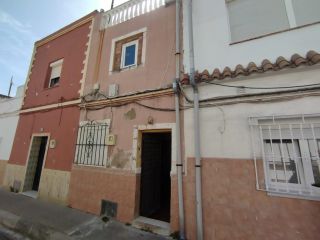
[0, 0, 128, 96]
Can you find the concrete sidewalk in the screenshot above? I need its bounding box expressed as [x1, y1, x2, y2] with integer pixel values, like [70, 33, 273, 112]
[0, 189, 171, 240]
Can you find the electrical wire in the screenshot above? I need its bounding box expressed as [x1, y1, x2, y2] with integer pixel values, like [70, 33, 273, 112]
[204, 81, 320, 90]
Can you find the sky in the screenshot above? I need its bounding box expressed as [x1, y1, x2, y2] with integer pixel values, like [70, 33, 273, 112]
[0, 0, 129, 96]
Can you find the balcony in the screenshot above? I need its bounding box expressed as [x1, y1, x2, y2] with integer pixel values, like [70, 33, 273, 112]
[101, 0, 167, 29]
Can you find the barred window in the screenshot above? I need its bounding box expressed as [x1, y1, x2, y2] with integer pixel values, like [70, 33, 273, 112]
[74, 121, 109, 167]
[250, 115, 320, 199]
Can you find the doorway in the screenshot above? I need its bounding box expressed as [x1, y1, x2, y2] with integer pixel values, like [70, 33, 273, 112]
[140, 132, 171, 222]
[23, 136, 48, 193]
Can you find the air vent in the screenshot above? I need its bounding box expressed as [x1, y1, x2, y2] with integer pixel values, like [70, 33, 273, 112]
[100, 199, 118, 218]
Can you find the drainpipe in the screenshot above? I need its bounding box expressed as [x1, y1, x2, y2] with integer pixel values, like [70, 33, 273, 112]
[173, 0, 186, 239]
[186, 0, 203, 239]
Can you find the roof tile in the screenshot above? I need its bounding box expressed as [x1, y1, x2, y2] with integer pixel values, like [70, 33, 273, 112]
[261, 59, 274, 72]
[181, 51, 320, 84]
[291, 53, 307, 66]
[247, 62, 259, 74]
[234, 64, 246, 77]
[222, 67, 232, 78]
[306, 50, 320, 64]
[276, 56, 291, 69]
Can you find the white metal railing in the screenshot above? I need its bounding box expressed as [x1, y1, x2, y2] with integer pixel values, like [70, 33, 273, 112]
[101, 0, 166, 29]
[249, 114, 320, 198]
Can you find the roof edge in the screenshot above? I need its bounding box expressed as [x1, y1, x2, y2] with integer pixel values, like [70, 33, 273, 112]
[181, 50, 320, 84]
[35, 10, 99, 47]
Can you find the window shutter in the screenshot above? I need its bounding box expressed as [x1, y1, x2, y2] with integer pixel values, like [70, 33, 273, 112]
[50, 64, 62, 79]
[227, 0, 289, 42]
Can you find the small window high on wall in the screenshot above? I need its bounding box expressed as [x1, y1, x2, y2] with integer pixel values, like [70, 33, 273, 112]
[226, 0, 320, 42]
[121, 40, 138, 69]
[111, 31, 144, 72]
[48, 59, 63, 88]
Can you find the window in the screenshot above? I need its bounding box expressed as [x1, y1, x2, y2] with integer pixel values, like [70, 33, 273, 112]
[291, 0, 320, 26]
[74, 121, 109, 167]
[250, 116, 320, 199]
[48, 59, 63, 88]
[110, 30, 145, 72]
[121, 40, 138, 69]
[226, 0, 320, 42]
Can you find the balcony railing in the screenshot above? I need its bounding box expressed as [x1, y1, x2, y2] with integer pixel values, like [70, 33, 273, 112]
[101, 0, 166, 29]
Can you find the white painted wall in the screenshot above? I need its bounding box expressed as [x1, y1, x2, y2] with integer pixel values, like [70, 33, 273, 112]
[183, 0, 320, 73]
[0, 85, 24, 160]
[183, 68, 320, 160]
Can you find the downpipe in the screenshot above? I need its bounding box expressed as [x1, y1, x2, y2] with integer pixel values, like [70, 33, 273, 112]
[174, 0, 186, 239]
[186, 0, 204, 239]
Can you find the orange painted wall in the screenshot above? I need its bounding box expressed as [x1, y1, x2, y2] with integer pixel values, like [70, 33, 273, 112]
[8, 106, 80, 171]
[177, 158, 320, 240]
[22, 21, 91, 109]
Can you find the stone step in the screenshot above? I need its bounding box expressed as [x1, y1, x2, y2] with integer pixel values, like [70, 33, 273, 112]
[132, 216, 170, 236]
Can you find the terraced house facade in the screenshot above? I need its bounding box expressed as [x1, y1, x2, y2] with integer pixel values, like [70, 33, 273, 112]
[67, 0, 180, 234]
[2, 11, 98, 204]
[181, 0, 320, 239]
[2, 1, 320, 240]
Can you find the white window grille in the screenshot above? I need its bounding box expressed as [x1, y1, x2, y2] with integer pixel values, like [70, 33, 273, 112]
[74, 120, 109, 167]
[249, 115, 320, 199]
[226, 0, 320, 42]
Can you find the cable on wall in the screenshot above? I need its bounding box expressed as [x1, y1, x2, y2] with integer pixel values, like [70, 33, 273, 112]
[204, 81, 320, 90]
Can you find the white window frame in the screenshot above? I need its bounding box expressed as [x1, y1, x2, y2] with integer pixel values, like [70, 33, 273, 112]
[249, 115, 320, 200]
[226, 0, 320, 43]
[109, 28, 147, 74]
[120, 40, 139, 69]
[48, 59, 63, 88]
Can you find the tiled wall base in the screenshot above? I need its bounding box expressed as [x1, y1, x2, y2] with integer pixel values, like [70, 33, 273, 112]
[68, 166, 138, 223]
[180, 158, 320, 240]
[38, 168, 71, 205]
[3, 164, 26, 191]
[0, 160, 7, 186]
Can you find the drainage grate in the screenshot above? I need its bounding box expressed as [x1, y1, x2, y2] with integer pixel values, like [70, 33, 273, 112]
[100, 199, 117, 218]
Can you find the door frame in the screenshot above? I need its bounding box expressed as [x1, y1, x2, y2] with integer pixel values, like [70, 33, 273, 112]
[131, 123, 176, 220]
[22, 133, 50, 192]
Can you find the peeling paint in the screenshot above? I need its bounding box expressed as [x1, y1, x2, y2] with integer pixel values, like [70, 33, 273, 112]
[124, 108, 136, 120]
[110, 148, 131, 169]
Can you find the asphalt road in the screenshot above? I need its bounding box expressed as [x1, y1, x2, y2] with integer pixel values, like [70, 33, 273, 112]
[0, 225, 29, 240]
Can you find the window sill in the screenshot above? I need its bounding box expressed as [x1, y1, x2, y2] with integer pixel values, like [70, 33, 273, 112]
[267, 189, 320, 201]
[120, 64, 138, 71]
[43, 85, 60, 91]
[230, 21, 320, 46]
[110, 64, 142, 75]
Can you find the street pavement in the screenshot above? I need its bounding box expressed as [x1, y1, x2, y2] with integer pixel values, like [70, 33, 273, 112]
[0, 225, 29, 240]
[0, 188, 171, 240]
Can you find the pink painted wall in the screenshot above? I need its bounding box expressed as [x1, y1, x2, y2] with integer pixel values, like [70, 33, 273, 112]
[69, 4, 178, 227]
[82, 96, 175, 154]
[83, 4, 176, 96]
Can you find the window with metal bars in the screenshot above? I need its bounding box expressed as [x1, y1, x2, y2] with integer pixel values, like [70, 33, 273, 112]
[74, 121, 109, 167]
[250, 115, 320, 199]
